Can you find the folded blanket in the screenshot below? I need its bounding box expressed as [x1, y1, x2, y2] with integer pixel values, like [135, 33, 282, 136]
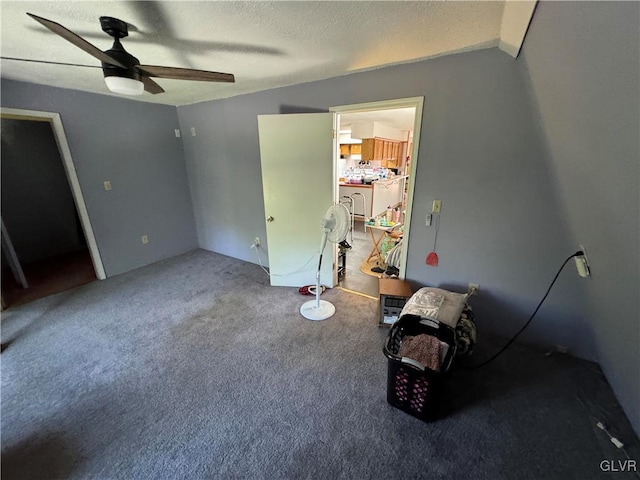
[398, 334, 450, 372]
[400, 287, 469, 329]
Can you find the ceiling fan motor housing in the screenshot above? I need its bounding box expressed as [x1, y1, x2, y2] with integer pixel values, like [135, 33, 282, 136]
[101, 38, 141, 81]
[99, 16, 140, 80]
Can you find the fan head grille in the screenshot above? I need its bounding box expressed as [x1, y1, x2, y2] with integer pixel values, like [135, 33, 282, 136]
[323, 204, 350, 243]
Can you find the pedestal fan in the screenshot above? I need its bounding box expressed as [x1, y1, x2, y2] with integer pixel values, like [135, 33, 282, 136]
[300, 204, 350, 321]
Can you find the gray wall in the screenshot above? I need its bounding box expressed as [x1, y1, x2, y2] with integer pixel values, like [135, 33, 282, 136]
[1, 80, 198, 277]
[2, 118, 85, 263]
[520, 1, 639, 433]
[178, 47, 594, 361]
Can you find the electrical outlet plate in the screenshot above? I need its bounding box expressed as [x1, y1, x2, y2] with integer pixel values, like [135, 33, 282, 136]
[432, 200, 441, 213]
[254, 237, 260, 247]
[580, 244, 590, 266]
[468, 283, 479, 295]
[575, 244, 591, 277]
[425, 213, 432, 226]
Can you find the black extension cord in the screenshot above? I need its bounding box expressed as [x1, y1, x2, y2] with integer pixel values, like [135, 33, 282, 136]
[462, 250, 585, 369]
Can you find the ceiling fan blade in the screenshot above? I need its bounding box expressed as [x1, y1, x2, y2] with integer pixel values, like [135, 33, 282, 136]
[141, 76, 165, 94]
[1, 56, 101, 69]
[137, 65, 235, 83]
[27, 13, 126, 69]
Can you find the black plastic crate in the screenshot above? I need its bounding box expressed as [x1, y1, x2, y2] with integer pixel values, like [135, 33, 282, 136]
[383, 314, 456, 421]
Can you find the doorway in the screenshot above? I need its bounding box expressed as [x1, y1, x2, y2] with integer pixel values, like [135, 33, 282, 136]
[257, 97, 422, 294]
[331, 97, 424, 298]
[1, 109, 105, 308]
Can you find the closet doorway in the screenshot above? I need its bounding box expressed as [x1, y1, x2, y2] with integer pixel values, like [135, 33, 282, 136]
[1, 109, 105, 308]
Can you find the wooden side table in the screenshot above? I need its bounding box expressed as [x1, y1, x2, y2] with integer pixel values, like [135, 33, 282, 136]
[364, 223, 399, 265]
[378, 278, 413, 327]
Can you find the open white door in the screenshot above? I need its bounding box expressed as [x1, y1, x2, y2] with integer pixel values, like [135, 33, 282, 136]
[258, 113, 336, 287]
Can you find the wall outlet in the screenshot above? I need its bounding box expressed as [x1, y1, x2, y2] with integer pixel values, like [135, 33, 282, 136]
[190, 127, 197, 136]
[468, 283, 479, 295]
[254, 237, 260, 247]
[425, 213, 432, 226]
[575, 244, 591, 277]
[141, 235, 149, 244]
[174, 129, 181, 138]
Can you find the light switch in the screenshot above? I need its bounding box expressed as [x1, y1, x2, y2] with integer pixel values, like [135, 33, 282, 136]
[190, 127, 197, 136]
[432, 200, 441, 213]
[174, 129, 181, 138]
[103, 181, 112, 191]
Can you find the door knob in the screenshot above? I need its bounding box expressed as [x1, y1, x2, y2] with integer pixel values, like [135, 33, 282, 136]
[267, 216, 274, 222]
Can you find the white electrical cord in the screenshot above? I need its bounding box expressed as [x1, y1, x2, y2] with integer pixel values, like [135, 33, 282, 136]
[251, 244, 316, 278]
[596, 421, 625, 449]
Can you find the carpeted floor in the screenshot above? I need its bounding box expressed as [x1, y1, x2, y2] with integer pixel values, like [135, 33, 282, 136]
[1, 249, 638, 479]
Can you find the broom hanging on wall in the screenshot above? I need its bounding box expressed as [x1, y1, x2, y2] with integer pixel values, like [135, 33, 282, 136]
[426, 215, 439, 266]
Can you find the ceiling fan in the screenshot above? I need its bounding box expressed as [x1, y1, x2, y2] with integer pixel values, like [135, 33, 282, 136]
[23, 13, 235, 96]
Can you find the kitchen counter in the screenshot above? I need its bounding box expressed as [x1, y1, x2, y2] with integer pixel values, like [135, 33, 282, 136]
[339, 175, 408, 188]
[374, 175, 409, 185]
[338, 183, 372, 188]
[371, 176, 407, 217]
[340, 176, 407, 218]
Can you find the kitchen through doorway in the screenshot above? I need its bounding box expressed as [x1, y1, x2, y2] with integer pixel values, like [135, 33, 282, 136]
[331, 98, 423, 298]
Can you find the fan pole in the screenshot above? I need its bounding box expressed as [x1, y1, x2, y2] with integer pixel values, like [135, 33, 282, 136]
[300, 204, 349, 321]
[314, 232, 329, 308]
[300, 231, 335, 321]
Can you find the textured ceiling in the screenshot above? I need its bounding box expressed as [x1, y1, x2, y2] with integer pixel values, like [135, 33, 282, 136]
[1, 1, 506, 106]
[340, 108, 416, 132]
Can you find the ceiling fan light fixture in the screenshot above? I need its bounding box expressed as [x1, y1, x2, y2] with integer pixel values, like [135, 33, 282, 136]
[104, 75, 144, 96]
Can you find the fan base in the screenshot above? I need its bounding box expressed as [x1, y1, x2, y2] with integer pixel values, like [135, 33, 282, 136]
[300, 300, 336, 321]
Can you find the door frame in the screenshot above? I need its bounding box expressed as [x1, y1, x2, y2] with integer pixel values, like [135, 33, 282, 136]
[1, 107, 106, 280]
[330, 96, 424, 281]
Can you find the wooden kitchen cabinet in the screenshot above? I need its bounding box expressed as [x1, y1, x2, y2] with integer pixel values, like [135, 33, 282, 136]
[363, 138, 384, 161]
[361, 137, 401, 163]
[340, 143, 363, 156]
[392, 142, 400, 161]
[382, 141, 390, 160]
[374, 139, 384, 159]
[361, 139, 374, 160]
